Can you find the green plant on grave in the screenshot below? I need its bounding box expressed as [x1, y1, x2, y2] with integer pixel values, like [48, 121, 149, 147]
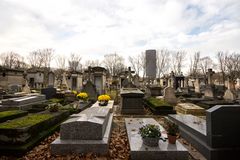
[139, 124, 161, 138]
[166, 121, 178, 136]
[46, 103, 62, 112]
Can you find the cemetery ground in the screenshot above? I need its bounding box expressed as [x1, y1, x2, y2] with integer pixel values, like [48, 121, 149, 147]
[0, 107, 204, 160]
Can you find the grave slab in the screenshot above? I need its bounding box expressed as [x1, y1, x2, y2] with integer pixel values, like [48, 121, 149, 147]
[176, 103, 205, 116]
[125, 118, 188, 160]
[51, 107, 113, 155]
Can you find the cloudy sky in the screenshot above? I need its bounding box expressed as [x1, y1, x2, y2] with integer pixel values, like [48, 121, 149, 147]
[0, 0, 240, 63]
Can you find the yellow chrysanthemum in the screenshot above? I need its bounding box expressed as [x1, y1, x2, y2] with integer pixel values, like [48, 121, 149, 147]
[77, 92, 88, 100]
[98, 94, 111, 101]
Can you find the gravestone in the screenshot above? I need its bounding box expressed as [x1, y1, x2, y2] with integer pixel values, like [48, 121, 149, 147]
[169, 105, 240, 160]
[125, 118, 188, 160]
[120, 88, 144, 114]
[51, 107, 113, 155]
[163, 87, 177, 104]
[223, 79, 236, 101]
[22, 80, 31, 94]
[204, 69, 216, 98]
[223, 89, 236, 101]
[81, 81, 97, 101]
[194, 78, 200, 93]
[41, 87, 57, 99]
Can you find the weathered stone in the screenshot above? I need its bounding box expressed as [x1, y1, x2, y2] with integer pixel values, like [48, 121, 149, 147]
[176, 103, 205, 116]
[223, 89, 236, 101]
[163, 87, 177, 104]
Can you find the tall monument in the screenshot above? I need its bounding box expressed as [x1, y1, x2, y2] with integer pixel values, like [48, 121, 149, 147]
[145, 49, 157, 80]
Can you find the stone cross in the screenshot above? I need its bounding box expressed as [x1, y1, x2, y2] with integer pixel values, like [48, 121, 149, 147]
[206, 69, 214, 85]
[127, 67, 135, 83]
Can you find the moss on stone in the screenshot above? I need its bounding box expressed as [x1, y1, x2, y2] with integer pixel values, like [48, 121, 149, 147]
[0, 114, 53, 129]
[0, 110, 25, 119]
[147, 97, 172, 108]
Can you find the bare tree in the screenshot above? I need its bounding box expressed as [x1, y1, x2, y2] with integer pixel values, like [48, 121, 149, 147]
[0, 52, 25, 69]
[189, 52, 200, 77]
[84, 60, 101, 68]
[28, 48, 54, 68]
[217, 51, 228, 84]
[171, 51, 185, 75]
[68, 53, 82, 72]
[156, 49, 170, 78]
[128, 54, 142, 76]
[103, 53, 125, 76]
[199, 56, 214, 75]
[55, 55, 66, 69]
[224, 52, 240, 89]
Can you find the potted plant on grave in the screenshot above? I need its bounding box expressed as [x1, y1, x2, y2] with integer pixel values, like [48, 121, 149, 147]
[77, 92, 88, 103]
[166, 121, 178, 144]
[139, 124, 162, 147]
[98, 94, 111, 106]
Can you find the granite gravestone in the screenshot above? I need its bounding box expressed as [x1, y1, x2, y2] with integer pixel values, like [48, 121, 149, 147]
[120, 88, 144, 114]
[41, 87, 56, 99]
[51, 107, 113, 155]
[169, 105, 240, 160]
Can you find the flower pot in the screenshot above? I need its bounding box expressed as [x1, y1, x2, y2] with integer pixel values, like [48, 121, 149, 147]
[99, 100, 108, 106]
[142, 137, 159, 147]
[167, 134, 177, 144]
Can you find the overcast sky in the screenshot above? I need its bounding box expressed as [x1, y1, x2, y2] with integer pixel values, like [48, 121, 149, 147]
[0, 0, 240, 63]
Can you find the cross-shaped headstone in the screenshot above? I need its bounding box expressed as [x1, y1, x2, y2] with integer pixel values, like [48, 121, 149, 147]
[127, 67, 135, 82]
[206, 69, 215, 85]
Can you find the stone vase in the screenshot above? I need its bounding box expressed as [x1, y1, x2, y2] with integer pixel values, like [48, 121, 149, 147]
[142, 137, 159, 147]
[167, 134, 177, 144]
[99, 100, 108, 106]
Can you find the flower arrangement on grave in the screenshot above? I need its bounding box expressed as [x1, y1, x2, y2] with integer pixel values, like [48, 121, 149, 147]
[139, 124, 162, 147]
[98, 94, 111, 106]
[77, 92, 88, 102]
[166, 120, 178, 144]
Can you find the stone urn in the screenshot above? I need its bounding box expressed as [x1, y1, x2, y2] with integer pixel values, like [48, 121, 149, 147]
[142, 137, 159, 147]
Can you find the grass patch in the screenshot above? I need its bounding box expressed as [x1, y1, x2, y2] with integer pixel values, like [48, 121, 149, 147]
[147, 97, 172, 108]
[0, 114, 53, 129]
[0, 110, 25, 119]
[0, 110, 28, 123]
